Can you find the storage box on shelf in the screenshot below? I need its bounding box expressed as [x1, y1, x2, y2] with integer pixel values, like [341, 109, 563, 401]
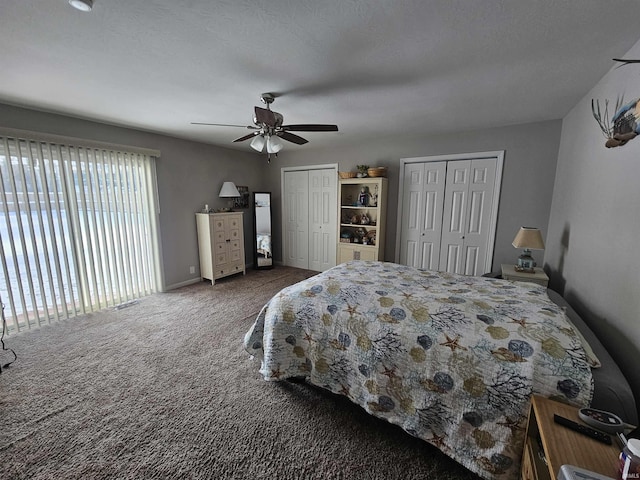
[337, 177, 387, 264]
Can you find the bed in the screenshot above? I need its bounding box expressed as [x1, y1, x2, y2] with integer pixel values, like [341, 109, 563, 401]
[244, 261, 636, 480]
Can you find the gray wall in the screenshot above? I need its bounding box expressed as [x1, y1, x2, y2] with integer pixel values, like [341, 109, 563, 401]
[546, 39, 640, 413]
[0, 103, 266, 290]
[0, 104, 563, 286]
[268, 120, 562, 273]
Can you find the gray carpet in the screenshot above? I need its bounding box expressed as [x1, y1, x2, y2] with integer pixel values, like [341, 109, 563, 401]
[0, 266, 478, 479]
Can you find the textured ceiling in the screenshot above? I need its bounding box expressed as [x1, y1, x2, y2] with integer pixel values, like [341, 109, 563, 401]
[1, 0, 640, 152]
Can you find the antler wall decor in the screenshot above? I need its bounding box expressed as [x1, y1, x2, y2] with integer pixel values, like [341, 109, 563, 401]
[591, 58, 640, 148]
[591, 97, 640, 148]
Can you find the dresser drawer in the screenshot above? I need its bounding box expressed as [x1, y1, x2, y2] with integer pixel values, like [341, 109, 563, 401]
[214, 230, 226, 244]
[214, 261, 244, 279]
[228, 216, 241, 229]
[215, 252, 228, 265]
[212, 218, 226, 232]
[228, 228, 240, 241]
[228, 261, 244, 274]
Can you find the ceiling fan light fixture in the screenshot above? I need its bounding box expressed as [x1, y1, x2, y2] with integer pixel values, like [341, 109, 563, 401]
[266, 135, 283, 154]
[69, 0, 93, 11]
[250, 135, 265, 152]
[190, 94, 337, 155]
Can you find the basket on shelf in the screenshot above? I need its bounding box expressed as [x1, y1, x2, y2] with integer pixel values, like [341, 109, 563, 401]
[339, 171, 357, 179]
[367, 167, 387, 177]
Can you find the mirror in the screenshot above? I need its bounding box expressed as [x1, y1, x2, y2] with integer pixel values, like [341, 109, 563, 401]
[253, 192, 273, 269]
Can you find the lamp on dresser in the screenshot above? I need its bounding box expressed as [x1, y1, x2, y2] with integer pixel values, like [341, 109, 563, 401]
[512, 226, 545, 273]
[219, 181, 240, 211]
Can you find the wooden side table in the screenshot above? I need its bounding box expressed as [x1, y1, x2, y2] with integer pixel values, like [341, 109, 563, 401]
[501, 264, 549, 287]
[522, 395, 621, 480]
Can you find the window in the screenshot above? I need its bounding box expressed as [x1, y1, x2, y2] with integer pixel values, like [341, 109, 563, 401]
[0, 133, 161, 332]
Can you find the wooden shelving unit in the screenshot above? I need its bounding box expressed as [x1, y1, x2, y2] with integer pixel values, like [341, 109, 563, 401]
[337, 177, 387, 264]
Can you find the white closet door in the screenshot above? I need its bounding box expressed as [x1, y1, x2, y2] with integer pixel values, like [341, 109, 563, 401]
[399, 161, 446, 269]
[283, 170, 309, 269]
[439, 158, 497, 276]
[399, 153, 501, 276]
[440, 160, 471, 274]
[461, 158, 497, 275]
[308, 169, 337, 271]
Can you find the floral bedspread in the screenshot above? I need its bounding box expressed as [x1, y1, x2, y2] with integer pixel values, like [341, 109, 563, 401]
[244, 261, 593, 479]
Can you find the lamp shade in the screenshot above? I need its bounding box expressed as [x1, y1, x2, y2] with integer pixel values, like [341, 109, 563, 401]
[512, 227, 545, 250]
[219, 181, 240, 198]
[266, 135, 283, 154]
[250, 135, 265, 152]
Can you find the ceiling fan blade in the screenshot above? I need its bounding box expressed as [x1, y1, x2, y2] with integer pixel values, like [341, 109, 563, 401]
[281, 124, 339, 132]
[278, 131, 309, 145]
[191, 122, 256, 128]
[233, 132, 259, 142]
[254, 107, 277, 127]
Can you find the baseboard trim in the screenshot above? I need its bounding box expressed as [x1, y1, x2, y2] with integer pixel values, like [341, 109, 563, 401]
[165, 277, 204, 291]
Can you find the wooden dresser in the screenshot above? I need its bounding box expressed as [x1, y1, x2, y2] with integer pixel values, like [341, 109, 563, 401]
[196, 212, 245, 284]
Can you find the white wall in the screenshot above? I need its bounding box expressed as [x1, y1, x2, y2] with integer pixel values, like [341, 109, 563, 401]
[267, 120, 562, 272]
[0, 103, 267, 290]
[546, 40, 640, 413]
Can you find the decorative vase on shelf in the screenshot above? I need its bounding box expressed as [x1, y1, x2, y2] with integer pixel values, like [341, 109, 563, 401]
[356, 165, 369, 178]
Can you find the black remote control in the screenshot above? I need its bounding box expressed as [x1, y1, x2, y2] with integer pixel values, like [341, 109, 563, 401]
[553, 414, 612, 445]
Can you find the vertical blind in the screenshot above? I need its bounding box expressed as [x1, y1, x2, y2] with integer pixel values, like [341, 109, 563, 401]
[0, 133, 161, 333]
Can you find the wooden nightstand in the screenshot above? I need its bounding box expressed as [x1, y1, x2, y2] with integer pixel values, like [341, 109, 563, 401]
[501, 264, 549, 287]
[522, 396, 620, 480]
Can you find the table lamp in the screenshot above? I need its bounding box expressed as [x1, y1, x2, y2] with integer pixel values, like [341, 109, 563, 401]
[219, 181, 240, 211]
[512, 227, 545, 273]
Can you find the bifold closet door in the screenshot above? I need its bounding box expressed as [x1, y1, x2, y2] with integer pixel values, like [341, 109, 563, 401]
[399, 157, 498, 276]
[399, 161, 446, 270]
[439, 158, 497, 276]
[308, 169, 337, 271]
[283, 170, 309, 269]
[283, 168, 337, 271]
